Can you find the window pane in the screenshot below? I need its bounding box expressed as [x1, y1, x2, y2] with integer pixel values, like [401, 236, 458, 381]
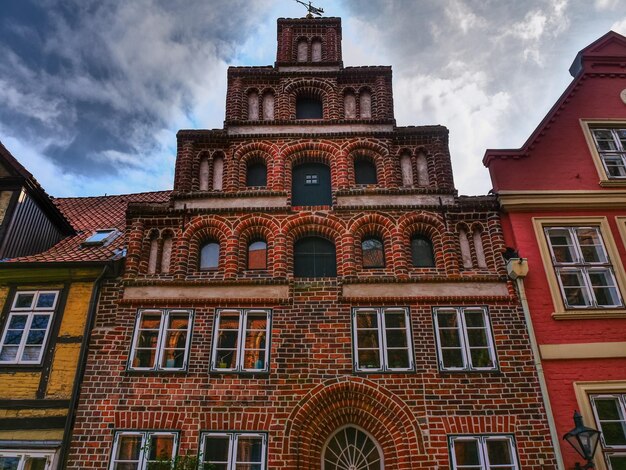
[604, 156, 626, 178]
[31, 315, 50, 329]
[148, 435, 174, 462]
[470, 348, 493, 368]
[248, 241, 267, 270]
[246, 163, 267, 187]
[116, 435, 142, 461]
[354, 159, 377, 185]
[411, 237, 435, 267]
[0, 457, 21, 470]
[594, 397, 626, 446]
[215, 315, 240, 369]
[362, 238, 385, 268]
[357, 312, 378, 329]
[559, 270, 592, 307]
[203, 436, 230, 464]
[0, 345, 18, 361]
[236, 436, 263, 464]
[36, 293, 57, 309]
[466, 329, 488, 348]
[387, 348, 409, 368]
[14, 293, 35, 308]
[608, 454, 626, 468]
[200, 242, 220, 270]
[576, 228, 607, 263]
[357, 349, 381, 369]
[486, 439, 513, 464]
[21, 346, 43, 362]
[547, 229, 576, 263]
[385, 329, 407, 348]
[296, 97, 323, 119]
[24, 458, 47, 470]
[588, 269, 621, 306]
[454, 439, 480, 465]
[442, 349, 464, 368]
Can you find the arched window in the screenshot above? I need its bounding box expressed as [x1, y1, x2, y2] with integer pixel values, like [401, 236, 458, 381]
[262, 92, 275, 120]
[160, 235, 173, 274]
[200, 241, 220, 270]
[416, 152, 429, 187]
[294, 237, 336, 278]
[297, 39, 308, 62]
[323, 427, 382, 470]
[359, 90, 372, 118]
[212, 155, 224, 190]
[147, 233, 159, 274]
[296, 96, 323, 119]
[344, 92, 356, 119]
[248, 240, 267, 270]
[459, 229, 473, 268]
[246, 162, 267, 187]
[199, 156, 210, 191]
[248, 91, 259, 120]
[311, 39, 322, 62]
[354, 158, 377, 185]
[411, 235, 435, 267]
[292, 162, 332, 206]
[400, 153, 413, 187]
[362, 238, 385, 268]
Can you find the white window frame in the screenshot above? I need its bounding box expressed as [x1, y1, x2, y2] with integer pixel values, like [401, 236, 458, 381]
[352, 307, 414, 372]
[545, 226, 623, 309]
[0, 449, 56, 470]
[128, 309, 193, 371]
[433, 307, 498, 372]
[199, 432, 267, 470]
[210, 309, 271, 373]
[109, 431, 178, 470]
[0, 290, 59, 365]
[449, 435, 520, 470]
[591, 128, 626, 179]
[590, 393, 626, 469]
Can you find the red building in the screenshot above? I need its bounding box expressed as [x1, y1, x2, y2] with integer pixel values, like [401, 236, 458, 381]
[485, 31, 626, 470]
[64, 16, 558, 469]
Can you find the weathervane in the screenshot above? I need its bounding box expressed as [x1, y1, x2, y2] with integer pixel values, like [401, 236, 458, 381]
[294, 0, 324, 18]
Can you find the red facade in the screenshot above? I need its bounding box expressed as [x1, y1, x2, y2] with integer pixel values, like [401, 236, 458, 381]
[66, 17, 557, 469]
[485, 32, 626, 470]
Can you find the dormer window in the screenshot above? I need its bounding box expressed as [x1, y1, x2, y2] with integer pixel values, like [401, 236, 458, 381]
[83, 229, 118, 246]
[296, 97, 323, 119]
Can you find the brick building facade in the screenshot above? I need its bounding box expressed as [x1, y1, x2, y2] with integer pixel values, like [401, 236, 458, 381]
[485, 32, 626, 470]
[64, 17, 558, 469]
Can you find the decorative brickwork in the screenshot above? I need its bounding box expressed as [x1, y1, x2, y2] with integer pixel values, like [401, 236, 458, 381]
[66, 15, 557, 470]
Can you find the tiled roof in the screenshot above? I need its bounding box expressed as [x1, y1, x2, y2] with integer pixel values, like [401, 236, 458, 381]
[6, 191, 171, 263]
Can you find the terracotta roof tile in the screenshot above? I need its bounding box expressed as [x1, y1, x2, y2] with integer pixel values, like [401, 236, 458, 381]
[6, 191, 171, 263]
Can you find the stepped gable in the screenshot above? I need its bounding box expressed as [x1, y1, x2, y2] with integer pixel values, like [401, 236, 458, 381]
[6, 190, 170, 263]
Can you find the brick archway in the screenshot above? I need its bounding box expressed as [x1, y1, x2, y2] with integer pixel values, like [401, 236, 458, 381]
[284, 377, 429, 469]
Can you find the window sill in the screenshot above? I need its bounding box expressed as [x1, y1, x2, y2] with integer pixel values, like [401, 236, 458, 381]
[209, 371, 270, 378]
[599, 179, 626, 187]
[124, 369, 189, 376]
[552, 309, 626, 320]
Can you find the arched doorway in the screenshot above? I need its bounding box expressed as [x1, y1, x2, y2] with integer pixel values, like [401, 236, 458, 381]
[292, 162, 332, 206]
[322, 426, 383, 470]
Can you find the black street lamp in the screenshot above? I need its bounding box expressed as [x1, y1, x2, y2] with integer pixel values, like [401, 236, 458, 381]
[563, 410, 601, 469]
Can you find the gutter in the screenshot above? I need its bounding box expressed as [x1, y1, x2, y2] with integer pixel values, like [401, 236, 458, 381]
[58, 263, 110, 469]
[507, 258, 564, 469]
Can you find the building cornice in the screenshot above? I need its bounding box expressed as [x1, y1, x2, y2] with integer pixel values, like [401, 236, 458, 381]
[497, 189, 626, 211]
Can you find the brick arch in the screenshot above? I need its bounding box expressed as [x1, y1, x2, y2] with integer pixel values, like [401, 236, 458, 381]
[199, 410, 273, 433]
[176, 216, 234, 276]
[282, 213, 350, 277]
[348, 148, 387, 187]
[280, 143, 343, 197]
[398, 212, 450, 275]
[348, 212, 399, 273]
[233, 215, 282, 276]
[235, 149, 274, 190]
[283, 78, 337, 120]
[283, 377, 428, 469]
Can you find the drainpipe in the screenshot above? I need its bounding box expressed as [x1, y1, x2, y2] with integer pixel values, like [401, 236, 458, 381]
[507, 258, 564, 469]
[58, 263, 110, 469]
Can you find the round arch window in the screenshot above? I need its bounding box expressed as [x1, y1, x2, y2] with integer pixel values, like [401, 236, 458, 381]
[323, 426, 383, 470]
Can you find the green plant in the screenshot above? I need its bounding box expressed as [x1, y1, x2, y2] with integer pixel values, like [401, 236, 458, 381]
[147, 452, 216, 470]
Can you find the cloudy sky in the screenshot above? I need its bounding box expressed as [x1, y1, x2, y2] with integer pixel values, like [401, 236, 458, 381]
[1, 0, 625, 197]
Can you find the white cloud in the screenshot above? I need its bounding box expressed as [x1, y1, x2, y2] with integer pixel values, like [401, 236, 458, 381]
[612, 17, 626, 35]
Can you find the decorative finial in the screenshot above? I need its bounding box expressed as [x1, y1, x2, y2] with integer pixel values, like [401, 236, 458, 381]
[294, 0, 324, 18]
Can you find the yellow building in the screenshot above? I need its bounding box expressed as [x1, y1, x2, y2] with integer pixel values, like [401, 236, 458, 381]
[0, 141, 168, 469]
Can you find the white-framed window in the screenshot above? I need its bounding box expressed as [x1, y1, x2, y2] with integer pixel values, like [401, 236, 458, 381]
[449, 435, 520, 469]
[591, 128, 626, 179]
[128, 309, 193, 371]
[545, 227, 623, 309]
[199, 432, 267, 470]
[0, 450, 56, 470]
[0, 290, 59, 364]
[433, 307, 497, 371]
[211, 309, 271, 372]
[352, 307, 413, 372]
[109, 431, 177, 470]
[591, 394, 626, 469]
